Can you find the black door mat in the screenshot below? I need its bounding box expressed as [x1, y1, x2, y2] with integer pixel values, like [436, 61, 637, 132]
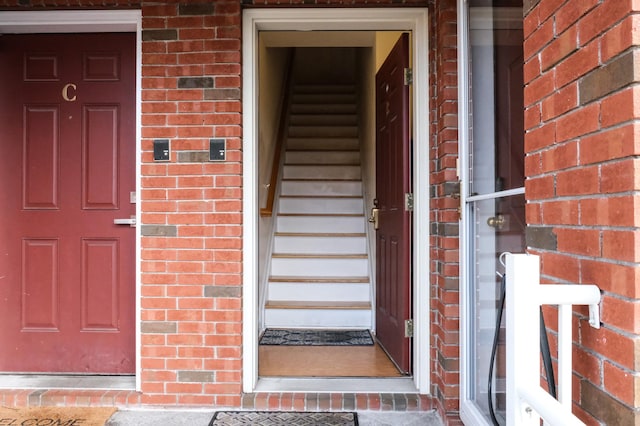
[209, 411, 358, 426]
[259, 328, 374, 346]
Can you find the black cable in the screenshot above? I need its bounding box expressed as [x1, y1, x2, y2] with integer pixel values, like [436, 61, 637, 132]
[540, 309, 557, 399]
[487, 274, 506, 426]
[487, 274, 557, 425]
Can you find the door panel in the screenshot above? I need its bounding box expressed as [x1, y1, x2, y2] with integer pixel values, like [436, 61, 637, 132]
[0, 33, 136, 373]
[23, 107, 60, 208]
[375, 33, 411, 374]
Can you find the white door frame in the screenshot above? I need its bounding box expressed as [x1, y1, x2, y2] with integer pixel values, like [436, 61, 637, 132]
[0, 10, 142, 391]
[242, 7, 430, 393]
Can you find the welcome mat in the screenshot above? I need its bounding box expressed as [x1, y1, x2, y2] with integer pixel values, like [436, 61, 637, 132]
[259, 329, 374, 346]
[0, 406, 117, 426]
[209, 411, 358, 425]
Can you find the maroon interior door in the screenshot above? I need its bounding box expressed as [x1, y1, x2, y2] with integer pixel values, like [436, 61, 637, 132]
[0, 33, 136, 373]
[375, 33, 412, 374]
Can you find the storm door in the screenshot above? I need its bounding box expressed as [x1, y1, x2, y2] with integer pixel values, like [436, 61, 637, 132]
[459, 1, 526, 424]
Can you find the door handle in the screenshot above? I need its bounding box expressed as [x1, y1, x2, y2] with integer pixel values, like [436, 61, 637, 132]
[114, 216, 136, 227]
[368, 207, 379, 230]
[487, 214, 505, 229]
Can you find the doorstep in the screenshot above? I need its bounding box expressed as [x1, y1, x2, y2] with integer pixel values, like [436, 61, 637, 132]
[0, 375, 140, 407]
[242, 391, 433, 412]
[0, 376, 433, 413]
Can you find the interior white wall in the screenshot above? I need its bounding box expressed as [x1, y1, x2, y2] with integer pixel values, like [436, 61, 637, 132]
[356, 46, 377, 321]
[257, 44, 291, 330]
[375, 32, 404, 71]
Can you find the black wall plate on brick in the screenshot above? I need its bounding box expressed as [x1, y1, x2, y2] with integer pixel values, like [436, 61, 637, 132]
[153, 139, 170, 161]
[210, 138, 226, 161]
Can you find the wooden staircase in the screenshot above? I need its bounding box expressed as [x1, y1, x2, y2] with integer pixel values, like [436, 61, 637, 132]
[264, 84, 373, 329]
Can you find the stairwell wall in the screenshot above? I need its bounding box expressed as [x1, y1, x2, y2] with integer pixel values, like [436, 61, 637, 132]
[257, 44, 290, 328]
[356, 46, 378, 308]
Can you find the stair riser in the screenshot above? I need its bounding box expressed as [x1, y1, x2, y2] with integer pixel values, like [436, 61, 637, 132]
[271, 258, 369, 277]
[294, 84, 356, 94]
[281, 181, 363, 197]
[274, 236, 367, 254]
[290, 104, 357, 115]
[291, 93, 357, 104]
[277, 216, 365, 233]
[285, 151, 360, 165]
[289, 114, 357, 126]
[268, 283, 370, 302]
[283, 165, 361, 180]
[289, 126, 358, 138]
[278, 198, 364, 214]
[287, 138, 359, 150]
[264, 309, 371, 328]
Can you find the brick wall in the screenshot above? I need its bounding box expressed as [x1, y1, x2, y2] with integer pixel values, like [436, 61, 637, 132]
[428, 0, 462, 424]
[0, 0, 446, 417]
[138, 1, 244, 407]
[523, 0, 640, 423]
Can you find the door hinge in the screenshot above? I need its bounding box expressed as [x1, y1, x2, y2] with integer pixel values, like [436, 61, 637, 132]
[404, 319, 414, 338]
[405, 192, 414, 211]
[404, 68, 413, 85]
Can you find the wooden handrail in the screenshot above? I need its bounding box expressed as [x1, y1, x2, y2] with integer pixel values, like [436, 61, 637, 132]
[260, 49, 295, 217]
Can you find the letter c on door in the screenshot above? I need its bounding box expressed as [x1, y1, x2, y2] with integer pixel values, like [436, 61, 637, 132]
[62, 83, 77, 102]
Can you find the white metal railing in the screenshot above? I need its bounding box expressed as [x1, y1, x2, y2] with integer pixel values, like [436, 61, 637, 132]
[505, 253, 601, 426]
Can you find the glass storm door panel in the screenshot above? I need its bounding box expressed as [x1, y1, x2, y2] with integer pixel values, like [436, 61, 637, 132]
[460, 1, 525, 424]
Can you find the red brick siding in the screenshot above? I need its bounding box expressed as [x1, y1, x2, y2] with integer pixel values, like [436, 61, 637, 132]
[524, 0, 640, 422]
[139, 1, 243, 407]
[429, 0, 462, 424]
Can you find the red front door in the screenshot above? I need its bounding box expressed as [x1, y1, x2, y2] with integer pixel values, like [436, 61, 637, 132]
[375, 33, 412, 374]
[0, 33, 136, 373]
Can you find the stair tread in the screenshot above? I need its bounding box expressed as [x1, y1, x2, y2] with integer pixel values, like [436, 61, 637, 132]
[275, 232, 366, 237]
[289, 124, 357, 128]
[294, 84, 356, 90]
[282, 178, 362, 182]
[287, 137, 359, 141]
[265, 301, 372, 310]
[279, 195, 362, 199]
[285, 148, 358, 152]
[290, 111, 357, 115]
[269, 276, 369, 283]
[272, 253, 367, 259]
[286, 149, 360, 153]
[278, 213, 364, 217]
[285, 162, 361, 166]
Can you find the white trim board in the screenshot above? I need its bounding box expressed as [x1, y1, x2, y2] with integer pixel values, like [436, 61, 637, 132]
[0, 9, 143, 392]
[242, 7, 430, 394]
[255, 377, 419, 393]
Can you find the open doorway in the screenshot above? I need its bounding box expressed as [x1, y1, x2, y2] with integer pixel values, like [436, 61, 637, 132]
[242, 8, 430, 394]
[255, 32, 411, 378]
